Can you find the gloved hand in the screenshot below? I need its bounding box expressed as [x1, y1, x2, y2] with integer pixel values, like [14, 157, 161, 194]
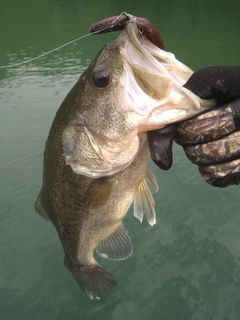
[148, 66, 240, 187]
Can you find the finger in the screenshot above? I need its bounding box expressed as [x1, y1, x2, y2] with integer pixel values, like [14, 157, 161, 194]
[183, 66, 240, 105]
[148, 124, 178, 170]
[183, 131, 240, 165]
[199, 158, 240, 187]
[175, 101, 240, 145]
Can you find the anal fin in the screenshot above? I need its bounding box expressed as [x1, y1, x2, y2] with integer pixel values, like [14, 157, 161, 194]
[96, 223, 133, 261]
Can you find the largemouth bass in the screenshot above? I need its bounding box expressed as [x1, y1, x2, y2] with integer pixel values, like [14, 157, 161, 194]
[35, 21, 215, 299]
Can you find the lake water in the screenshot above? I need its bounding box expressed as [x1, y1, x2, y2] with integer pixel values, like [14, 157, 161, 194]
[1, 1, 239, 319]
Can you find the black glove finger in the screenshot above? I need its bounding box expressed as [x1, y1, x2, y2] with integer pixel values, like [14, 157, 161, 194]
[175, 99, 240, 145]
[199, 158, 240, 187]
[147, 124, 178, 170]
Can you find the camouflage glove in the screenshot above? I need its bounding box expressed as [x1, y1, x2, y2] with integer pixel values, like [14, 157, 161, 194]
[148, 66, 240, 187]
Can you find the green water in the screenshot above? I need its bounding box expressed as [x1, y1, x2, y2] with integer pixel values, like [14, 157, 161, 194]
[1, 0, 239, 319]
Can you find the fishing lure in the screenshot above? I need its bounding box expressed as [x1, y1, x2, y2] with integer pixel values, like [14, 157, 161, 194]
[90, 12, 165, 50]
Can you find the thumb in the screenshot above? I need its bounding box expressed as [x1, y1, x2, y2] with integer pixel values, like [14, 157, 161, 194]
[147, 124, 178, 170]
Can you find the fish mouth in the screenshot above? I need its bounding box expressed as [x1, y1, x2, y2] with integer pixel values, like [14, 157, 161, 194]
[117, 22, 215, 130]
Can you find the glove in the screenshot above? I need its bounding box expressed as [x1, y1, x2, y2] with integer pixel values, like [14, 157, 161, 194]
[148, 66, 240, 187]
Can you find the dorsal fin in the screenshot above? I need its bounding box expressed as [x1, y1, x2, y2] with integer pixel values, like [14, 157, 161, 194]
[34, 189, 49, 221]
[96, 223, 133, 261]
[133, 170, 158, 226]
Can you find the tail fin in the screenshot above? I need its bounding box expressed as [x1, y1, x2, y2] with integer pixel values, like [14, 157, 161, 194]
[64, 258, 117, 299]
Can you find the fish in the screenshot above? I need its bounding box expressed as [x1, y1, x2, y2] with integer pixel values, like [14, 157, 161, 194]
[35, 20, 215, 299]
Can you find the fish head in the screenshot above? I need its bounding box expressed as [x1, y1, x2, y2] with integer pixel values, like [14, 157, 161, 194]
[62, 22, 215, 178]
[74, 35, 129, 142]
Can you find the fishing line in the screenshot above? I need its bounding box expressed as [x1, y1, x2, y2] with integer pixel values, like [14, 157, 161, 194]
[91, 12, 130, 34]
[0, 33, 92, 69]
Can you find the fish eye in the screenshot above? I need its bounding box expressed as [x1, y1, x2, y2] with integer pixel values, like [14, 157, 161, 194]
[93, 69, 110, 88]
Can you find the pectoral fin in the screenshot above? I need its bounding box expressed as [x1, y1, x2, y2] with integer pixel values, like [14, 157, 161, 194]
[133, 170, 158, 226]
[84, 176, 116, 209]
[96, 223, 133, 261]
[144, 169, 159, 194]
